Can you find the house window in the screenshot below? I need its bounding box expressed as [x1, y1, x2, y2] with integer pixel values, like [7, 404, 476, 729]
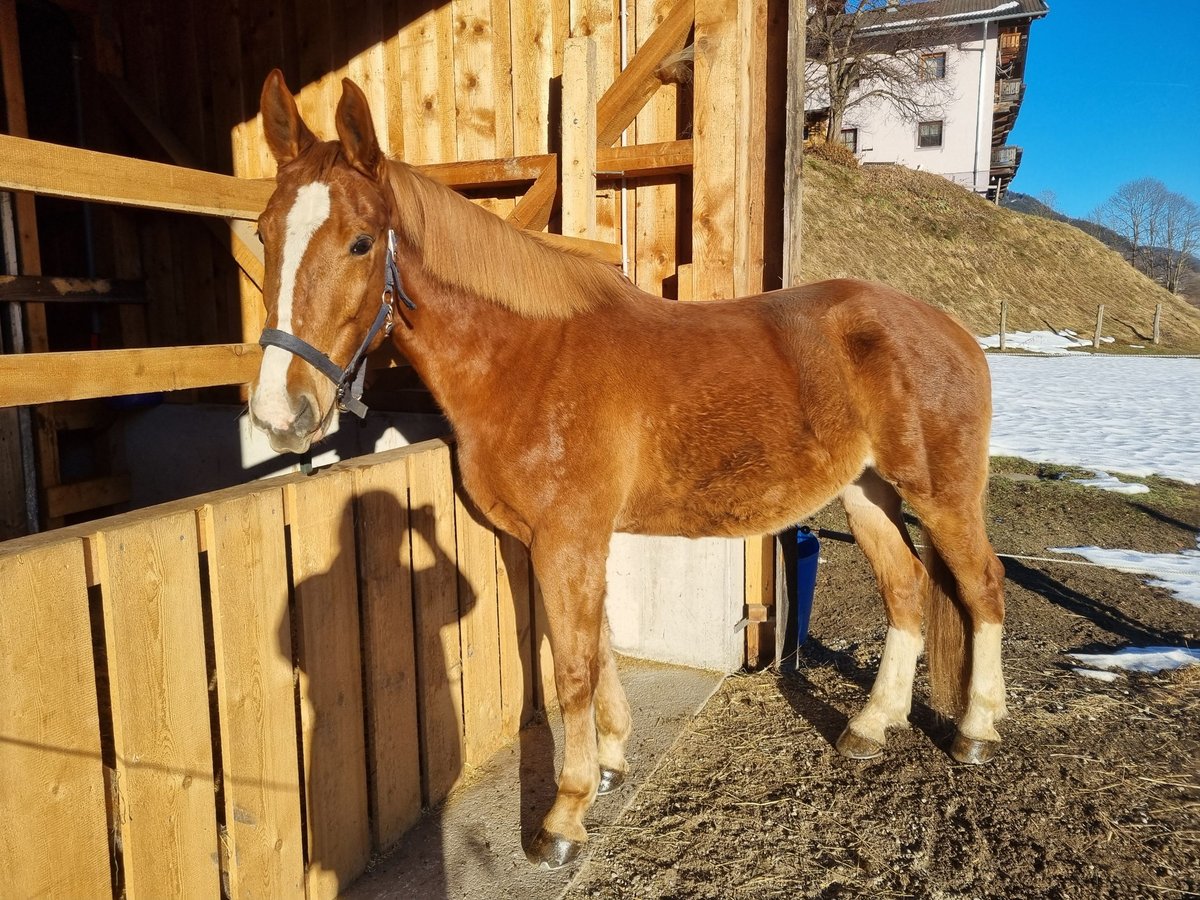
[838, 128, 859, 153]
[920, 52, 946, 80]
[918, 120, 943, 148]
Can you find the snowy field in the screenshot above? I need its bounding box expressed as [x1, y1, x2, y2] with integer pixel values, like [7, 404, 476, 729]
[987, 355, 1200, 484]
[985, 353, 1200, 672]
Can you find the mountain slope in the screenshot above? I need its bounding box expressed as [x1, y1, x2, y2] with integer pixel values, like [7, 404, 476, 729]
[800, 158, 1200, 350]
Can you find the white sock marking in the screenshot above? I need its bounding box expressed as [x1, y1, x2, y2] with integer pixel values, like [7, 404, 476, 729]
[960, 621, 1006, 741]
[851, 626, 922, 742]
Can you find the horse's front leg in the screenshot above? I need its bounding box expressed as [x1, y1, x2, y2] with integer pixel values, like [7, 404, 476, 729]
[526, 527, 610, 869]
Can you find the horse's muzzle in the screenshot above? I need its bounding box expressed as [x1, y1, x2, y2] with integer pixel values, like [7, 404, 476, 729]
[249, 390, 321, 455]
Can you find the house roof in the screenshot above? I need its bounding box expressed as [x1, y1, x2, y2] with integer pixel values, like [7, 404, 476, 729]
[856, 0, 1050, 34]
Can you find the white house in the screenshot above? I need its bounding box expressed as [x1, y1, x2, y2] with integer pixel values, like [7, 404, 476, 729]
[807, 0, 1048, 200]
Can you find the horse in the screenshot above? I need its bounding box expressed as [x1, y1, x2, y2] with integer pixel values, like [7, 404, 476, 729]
[249, 70, 1007, 870]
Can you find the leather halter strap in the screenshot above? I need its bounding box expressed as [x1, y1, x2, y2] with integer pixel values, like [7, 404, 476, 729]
[259, 229, 415, 419]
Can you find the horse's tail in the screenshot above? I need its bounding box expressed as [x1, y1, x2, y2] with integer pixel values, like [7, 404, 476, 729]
[923, 541, 970, 717]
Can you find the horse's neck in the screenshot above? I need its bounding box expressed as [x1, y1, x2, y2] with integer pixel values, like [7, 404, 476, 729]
[392, 257, 551, 430]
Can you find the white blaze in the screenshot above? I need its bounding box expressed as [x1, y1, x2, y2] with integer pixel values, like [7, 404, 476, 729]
[253, 182, 332, 429]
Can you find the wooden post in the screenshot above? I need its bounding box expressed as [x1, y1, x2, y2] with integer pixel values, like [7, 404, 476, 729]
[1153, 302, 1162, 345]
[999, 299, 1008, 351]
[1093, 304, 1105, 349]
[561, 36, 598, 241]
[782, 0, 805, 288]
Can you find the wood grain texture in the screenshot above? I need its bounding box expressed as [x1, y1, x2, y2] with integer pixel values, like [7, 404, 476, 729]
[496, 531, 535, 735]
[96, 512, 219, 899]
[0, 343, 262, 408]
[405, 443, 466, 803]
[202, 489, 306, 899]
[351, 452, 423, 850]
[0, 537, 110, 897]
[453, 482, 504, 767]
[0, 134, 273, 220]
[561, 36, 599, 240]
[284, 471, 371, 900]
[399, 2, 459, 166]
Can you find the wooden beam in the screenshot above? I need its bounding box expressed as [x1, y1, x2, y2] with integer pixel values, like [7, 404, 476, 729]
[0, 275, 145, 304]
[561, 36, 599, 240]
[782, 0, 805, 288]
[596, 139, 693, 180]
[43, 473, 131, 519]
[419, 155, 553, 190]
[595, 0, 694, 147]
[0, 134, 274, 220]
[0, 344, 263, 408]
[506, 160, 558, 232]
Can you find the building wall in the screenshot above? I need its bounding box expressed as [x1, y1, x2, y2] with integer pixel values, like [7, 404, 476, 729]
[820, 21, 1001, 194]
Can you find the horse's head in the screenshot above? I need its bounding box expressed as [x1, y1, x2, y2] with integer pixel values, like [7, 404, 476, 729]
[249, 70, 403, 454]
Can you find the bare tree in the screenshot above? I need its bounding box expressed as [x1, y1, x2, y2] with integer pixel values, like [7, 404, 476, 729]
[1093, 177, 1200, 294]
[1161, 191, 1200, 294]
[806, 0, 962, 144]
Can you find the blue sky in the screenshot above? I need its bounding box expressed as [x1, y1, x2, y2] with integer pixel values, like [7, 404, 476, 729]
[1009, 1, 1200, 218]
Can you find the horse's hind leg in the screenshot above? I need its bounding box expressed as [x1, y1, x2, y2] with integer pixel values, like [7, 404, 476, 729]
[595, 615, 631, 794]
[836, 469, 928, 760]
[912, 497, 1007, 764]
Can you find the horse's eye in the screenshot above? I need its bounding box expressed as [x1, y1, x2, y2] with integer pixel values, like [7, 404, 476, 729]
[350, 236, 373, 257]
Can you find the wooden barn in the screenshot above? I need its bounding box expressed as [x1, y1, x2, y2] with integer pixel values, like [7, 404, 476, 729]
[0, 0, 801, 895]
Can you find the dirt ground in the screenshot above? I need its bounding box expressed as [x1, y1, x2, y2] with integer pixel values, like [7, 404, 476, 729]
[564, 458, 1200, 899]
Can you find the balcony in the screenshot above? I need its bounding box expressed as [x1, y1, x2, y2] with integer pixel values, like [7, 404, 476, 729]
[991, 145, 1022, 175]
[995, 79, 1025, 106]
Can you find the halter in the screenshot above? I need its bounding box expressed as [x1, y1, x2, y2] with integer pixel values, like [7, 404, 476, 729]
[259, 229, 416, 419]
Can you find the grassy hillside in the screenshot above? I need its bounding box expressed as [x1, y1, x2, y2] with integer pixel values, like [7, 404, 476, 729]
[800, 157, 1200, 351]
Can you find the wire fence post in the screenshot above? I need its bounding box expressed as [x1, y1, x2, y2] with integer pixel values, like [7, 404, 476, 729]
[1153, 303, 1161, 346]
[1093, 304, 1105, 349]
[999, 299, 1008, 351]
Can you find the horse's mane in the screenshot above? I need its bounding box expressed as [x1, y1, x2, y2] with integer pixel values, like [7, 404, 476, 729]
[385, 160, 632, 319]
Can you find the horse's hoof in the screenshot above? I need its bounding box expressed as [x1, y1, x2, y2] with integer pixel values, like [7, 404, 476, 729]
[526, 828, 584, 870]
[836, 727, 884, 760]
[597, 766, 626, 795]
[950, 733, 999, 765]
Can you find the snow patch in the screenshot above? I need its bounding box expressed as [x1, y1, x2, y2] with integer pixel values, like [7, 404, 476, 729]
[1070, 471, 1150, 495]
[988, 356, 1200, 484]
[1070, 646, 1200, 674]
[978, 330, 1092, 354]
[1051, 537, 1200, 608]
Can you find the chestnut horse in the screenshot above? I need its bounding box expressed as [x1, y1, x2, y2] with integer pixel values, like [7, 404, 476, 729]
[249, 71, 1006, 869]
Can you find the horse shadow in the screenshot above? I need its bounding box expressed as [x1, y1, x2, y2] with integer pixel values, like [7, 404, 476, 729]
[280, 487, 559, 898]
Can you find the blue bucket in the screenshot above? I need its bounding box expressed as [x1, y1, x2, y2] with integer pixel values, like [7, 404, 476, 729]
[793, 527, 820, 645]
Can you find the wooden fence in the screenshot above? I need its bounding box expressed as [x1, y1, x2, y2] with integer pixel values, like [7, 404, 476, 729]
[0, 438, 552, 899]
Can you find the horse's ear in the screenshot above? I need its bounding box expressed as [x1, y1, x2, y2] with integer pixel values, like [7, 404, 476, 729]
[260, 69, 316, 167]
[335, 78, 383, 178]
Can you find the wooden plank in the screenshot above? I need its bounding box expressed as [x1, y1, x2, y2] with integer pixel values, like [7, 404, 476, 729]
[95, 512, 219, 898]
[405, 443, 466, 804]
[510, 0, 556, 157]
[782, 0, 805, 288]
[0, 275, 145, 304]
[351, 454, 423, 851]
[284, 471, 371, 900]
[0, 134, 274, 220]
[496, 531, 534, 735]
[0, 343, 261, 408]
[0, 538, 110, 897]
[452, 0, 515, 218]
[202, 489, 306, 899]
[733, 0, 769, 298]
[506, 160, 558, 231]
[598, 139, 692, 180]
[453, 482, 504, 767]
[691, 0, 738, 301]
[44, 473, 131, 519]
[531, 230, 622, 264]
[596, 0, 694, 147]
[420, 153, 553, 189]
[633, 0, 682, 297]
[398, 2, 458, 166]
[561, 36, 599, 240]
